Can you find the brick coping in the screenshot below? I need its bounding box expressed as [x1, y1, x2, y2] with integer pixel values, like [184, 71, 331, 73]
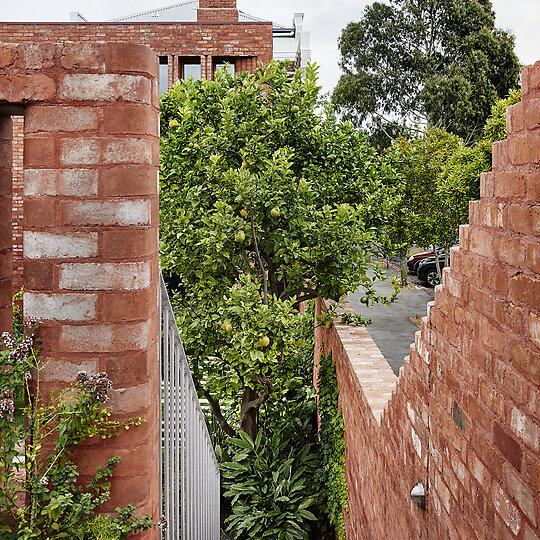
[325, 299, 399, 424]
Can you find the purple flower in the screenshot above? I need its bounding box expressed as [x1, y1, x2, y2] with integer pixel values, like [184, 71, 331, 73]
[0, 391, 14, 422]
[76, 371, 113, 404]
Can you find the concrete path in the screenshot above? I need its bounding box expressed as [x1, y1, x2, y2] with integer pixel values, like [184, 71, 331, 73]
[347, 261, 433, 376]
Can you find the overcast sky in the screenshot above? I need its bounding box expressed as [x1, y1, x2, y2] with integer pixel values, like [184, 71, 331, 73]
[1, 0, 538, 95]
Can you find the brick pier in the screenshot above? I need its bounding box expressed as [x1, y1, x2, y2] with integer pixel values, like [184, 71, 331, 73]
[0, 42, 160, 537]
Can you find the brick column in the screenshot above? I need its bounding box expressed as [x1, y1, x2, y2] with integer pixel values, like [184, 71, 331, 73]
[0, 116, 12, 333]
[0, 42, 160, 536]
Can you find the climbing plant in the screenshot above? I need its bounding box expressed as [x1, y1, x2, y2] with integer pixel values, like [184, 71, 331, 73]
[0, 298, 155, 540]
[317, 351, 349, 539]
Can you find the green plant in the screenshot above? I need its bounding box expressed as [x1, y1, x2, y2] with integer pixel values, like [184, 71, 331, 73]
[159, 61, 395, 439]
[333, 0, 520, 145]
[219, 429, 321, 540]
[0, 312, 155, 539]
[317, 351, 348, 540]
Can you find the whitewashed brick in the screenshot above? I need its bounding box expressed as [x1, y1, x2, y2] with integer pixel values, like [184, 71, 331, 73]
[24, 169, 56, 195]
[60, 138, 100, 165]
[24, 231, 97, 259]
[59, 321, 149, 352]
[42, 358, 97, 381]
[58, 169, 98, 196]
[24, 292, 97, 321]
[63, 200, 151, 226]
[59, 261, 151, 290]
[493, 482, 522, 536]
[504, 465, 537, 526]
[529, 312, 540, 348]
[59, 74, 151, 103]
[103, 139, 153, 164]
[411, 427, 422, 459]
[25, 169, 98, 196]
[511, 407, 540, 451]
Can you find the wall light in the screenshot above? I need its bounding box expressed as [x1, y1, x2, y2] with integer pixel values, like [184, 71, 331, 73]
[410, 482, 426, 509]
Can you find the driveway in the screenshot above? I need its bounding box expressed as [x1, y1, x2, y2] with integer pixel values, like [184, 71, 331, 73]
[347, 261, 433, 376]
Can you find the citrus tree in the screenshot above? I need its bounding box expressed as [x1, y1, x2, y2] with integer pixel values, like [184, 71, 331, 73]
[159, 63, 393, 438]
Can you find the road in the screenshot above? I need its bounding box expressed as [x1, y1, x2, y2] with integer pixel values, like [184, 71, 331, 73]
[347, 261, 433, 376]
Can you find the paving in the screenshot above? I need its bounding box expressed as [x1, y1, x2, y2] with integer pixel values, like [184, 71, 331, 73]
[346, 260, 434, 376]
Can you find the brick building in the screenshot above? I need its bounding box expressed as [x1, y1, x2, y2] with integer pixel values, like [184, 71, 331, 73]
[0, 0, 310, 296]
[71, 0, 311, 93]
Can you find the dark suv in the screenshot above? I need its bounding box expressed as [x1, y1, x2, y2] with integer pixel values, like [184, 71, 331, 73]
[416, 255, 448, 286]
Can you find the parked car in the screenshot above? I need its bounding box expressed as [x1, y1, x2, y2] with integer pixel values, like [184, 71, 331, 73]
[407, 248, 444, 274]
[417, 255, 449, 287]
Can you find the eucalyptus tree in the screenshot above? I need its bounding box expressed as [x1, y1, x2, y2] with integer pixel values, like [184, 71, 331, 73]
[333, 0, 520, 146]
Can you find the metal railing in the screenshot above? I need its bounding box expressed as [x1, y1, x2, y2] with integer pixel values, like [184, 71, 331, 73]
[160, 272, 221, 539]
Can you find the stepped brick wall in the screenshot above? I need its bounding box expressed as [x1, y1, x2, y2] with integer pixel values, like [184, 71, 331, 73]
[0, 42, 160, 538]
[316, 60, 540, 540]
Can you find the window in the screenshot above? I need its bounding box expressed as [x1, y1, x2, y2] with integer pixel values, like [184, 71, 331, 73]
[183, 63, 201, 81]
[213, 60, 235, 77]
[159, 57, 169, 95]
[180, 58, 202, 81]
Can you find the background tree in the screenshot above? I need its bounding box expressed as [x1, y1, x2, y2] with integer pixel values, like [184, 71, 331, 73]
[333, 0, 520, 147]
[159, 63, 395, 440]
[378, 89, 521, 281]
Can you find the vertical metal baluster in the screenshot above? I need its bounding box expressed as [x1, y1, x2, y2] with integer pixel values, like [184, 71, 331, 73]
[158, 289, 163, 540]
[160, 272, 220, 539]
[181, 361, 187, 540]
[175, 341, 181, 540]
[163, 304, 170, 539]
[189, 380, 194, 539]
[171, 330, 177, 537]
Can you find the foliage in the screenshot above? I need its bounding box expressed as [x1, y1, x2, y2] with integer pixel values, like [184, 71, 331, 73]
[376, 87, 521, 274]
[333, 0, 520, 146]
[0, 311, 154, 540]
[217, 302, 332, 539]
[218, 424, 322, 539]
[159, 61, 395, 438]
[317, 351, 348, 539]
[479, 88, 522, 160]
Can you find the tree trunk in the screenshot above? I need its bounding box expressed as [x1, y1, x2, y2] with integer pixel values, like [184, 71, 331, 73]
[240, 387, 259, 439]
[400, 256, 408, 286]
[444, 244, 450, 268]
[433, 244, 442, 280]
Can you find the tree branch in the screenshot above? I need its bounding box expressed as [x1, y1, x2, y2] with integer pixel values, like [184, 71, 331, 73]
[280, 286, 317, 302]
[250, 211, 269, 305]
[203, 390, 237, 438]
[240, 376, 272, 423]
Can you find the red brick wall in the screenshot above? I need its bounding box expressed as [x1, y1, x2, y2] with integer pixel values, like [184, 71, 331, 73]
[0, 22, 273, 77]
[0, 116, 12, 333]
[0, 42, 160, 538]
[316, 60, 540, 540]
[11, 116, 23, 296]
